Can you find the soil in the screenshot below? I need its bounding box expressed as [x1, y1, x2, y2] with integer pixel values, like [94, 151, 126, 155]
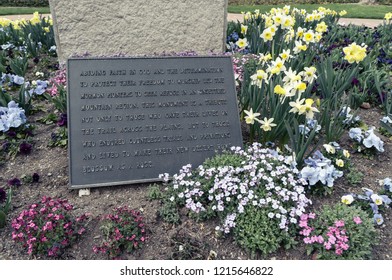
[0, 92, 391, 260]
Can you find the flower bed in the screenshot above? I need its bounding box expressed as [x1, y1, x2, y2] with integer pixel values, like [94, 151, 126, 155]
[0, 8, 391, 260]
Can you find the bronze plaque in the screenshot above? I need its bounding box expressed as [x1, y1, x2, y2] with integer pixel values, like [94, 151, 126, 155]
[67, 56, 242, 188]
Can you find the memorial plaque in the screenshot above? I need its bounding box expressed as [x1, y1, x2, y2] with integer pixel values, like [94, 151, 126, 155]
[68, 56, 243, 188]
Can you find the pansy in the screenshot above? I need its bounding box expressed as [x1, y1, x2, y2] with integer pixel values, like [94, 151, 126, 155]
[363, 129, 384, 152]
[371, 194, 383, 206]
[379, 178, 392, 192]
[323, 144, 336, 154]
[373, 213, 384, 225]
[348, 127, 363, 142]
[381, 116, 392, 124]
[341, 195, 354, 205]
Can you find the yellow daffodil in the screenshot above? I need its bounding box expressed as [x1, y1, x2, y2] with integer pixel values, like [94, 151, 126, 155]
[236, 38, 248, 49]
[289, 98, 305, 114]
[343, 42, 367, 64]
[305, 14, 315, 22]
[244, 108, 261, 125]
[251, 70, 268, 87]
[303, 98, 319, 119]
[315, 32, 322, 43]
[303, 30, 315, 44]
[274, 85, 286, 96]
[283, 68, 301, 84]
[300, 66, 317, 83]
[339, 10, 347, 17]
[282, 16, 294, 29]
[316, 22, 328, 33]
[293, 40, 307, 54]
[385, 12, 392, 21]
[265, 17, 274, 27]
[260, 27, 275, 41]
[30, 11, 41, 25]
[269, 58, 286, 75]
[257, 117, 277, 132]
[259, 53, 272, 64]
[280, 49, 292, 61]
[295, 82, 307, 93]
[296, 27, 305, 38]
[241, 24, 248, 35]
[273, 14, 283, 26]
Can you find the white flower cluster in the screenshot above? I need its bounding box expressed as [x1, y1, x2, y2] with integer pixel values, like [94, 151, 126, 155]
[161, 143, 312, 234]
[349, 127, 384, 152]
[0, 101, 27, 132]
[300, 150, 343, 187]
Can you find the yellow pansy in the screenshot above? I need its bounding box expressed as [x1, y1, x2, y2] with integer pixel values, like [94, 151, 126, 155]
[341, 195, 354, 205]
[323, 144, 336, 154]
[343, 150, 350, 158]
[336, 159, 344, 168]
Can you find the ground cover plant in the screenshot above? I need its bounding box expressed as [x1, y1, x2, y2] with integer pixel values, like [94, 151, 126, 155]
[0, 8, 391, 260]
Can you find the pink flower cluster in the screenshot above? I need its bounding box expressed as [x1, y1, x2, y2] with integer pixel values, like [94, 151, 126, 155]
[93, 206, 147, 259]
[231, 54, 260, 85]
[299, 213, 350, 256]
[11, 196, 89, 257]
[46, 68, 67, 96]
[323, 221, 349, 255]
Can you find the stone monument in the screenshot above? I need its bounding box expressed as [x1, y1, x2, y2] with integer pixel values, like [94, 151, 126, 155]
[49, 0, 228, 62]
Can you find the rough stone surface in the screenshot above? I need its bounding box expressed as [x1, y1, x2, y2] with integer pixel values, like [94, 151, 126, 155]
[49, 0, 228, 62]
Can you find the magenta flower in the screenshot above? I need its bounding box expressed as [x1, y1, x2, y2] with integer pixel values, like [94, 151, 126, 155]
[334, 220, 345, 227]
